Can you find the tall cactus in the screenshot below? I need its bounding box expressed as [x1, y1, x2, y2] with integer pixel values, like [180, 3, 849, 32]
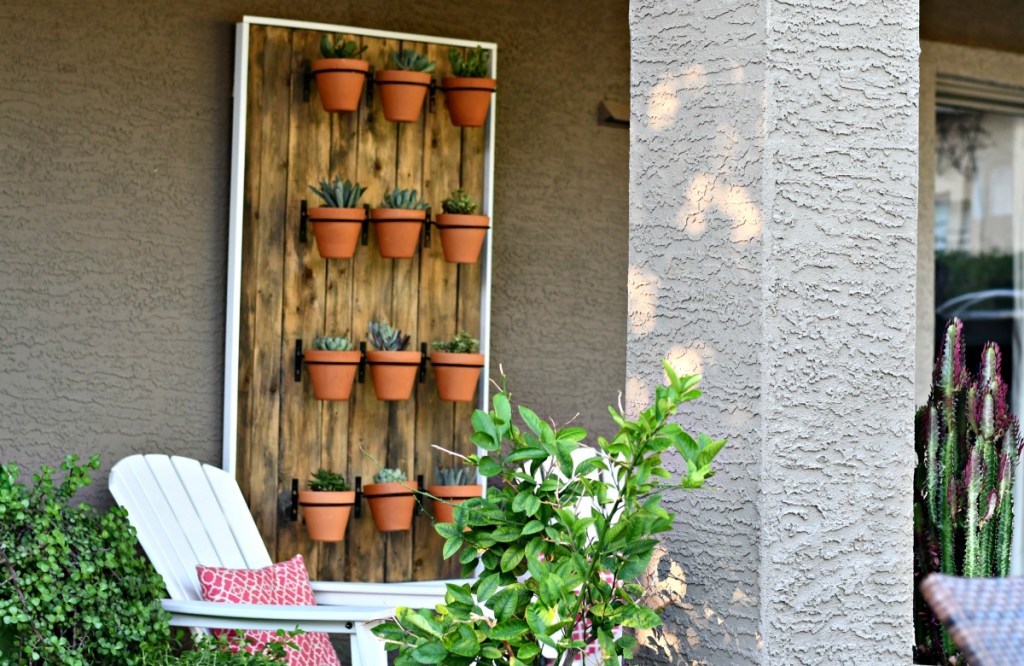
[914, 319, 1023, 664]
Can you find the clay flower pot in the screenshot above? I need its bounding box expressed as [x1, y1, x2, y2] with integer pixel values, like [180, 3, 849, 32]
[430, 352, 485, 402]
[298, 489, 356, 541]
[442, 76, 496, 127]
[435, 213, 489, 264]
[366, 349, 422, 401]
[309, 207, 364, 259]
[363, 480, 418, 532]
[370, 208, 426, 258]
[427, 484, 482, 524]
[311, 58, 370, 113]
[375, 70, 432, 122]
[305, 349, 361, 400]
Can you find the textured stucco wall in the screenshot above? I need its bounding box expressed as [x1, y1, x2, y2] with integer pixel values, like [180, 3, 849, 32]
[630, 1, 919, 664]
[0, 0, 629, 505]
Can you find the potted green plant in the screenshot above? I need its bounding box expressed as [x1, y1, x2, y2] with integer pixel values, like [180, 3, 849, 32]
[304, 335, 360, 400]
[363, 468, 417, 532]
[430, 331, 484, 402]
[372, 361, 726, 664]
[436, 188, 489, 264]
[365, 320, 421, 401]
[427, 465, 481, 524]
[374, 49, 436, 122]
[311, 35, 369, 113]
[370, 188, 429, 259]
[308, 176, 367, 259]
[442, 45, 496, 127]
[298, 469, 355, 542]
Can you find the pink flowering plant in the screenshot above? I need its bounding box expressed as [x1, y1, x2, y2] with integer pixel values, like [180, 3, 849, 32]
[372, 361, 725, 665]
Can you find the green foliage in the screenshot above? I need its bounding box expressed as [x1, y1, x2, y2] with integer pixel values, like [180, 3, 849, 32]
[372, 360, 725, 665]
[0, 455, 172, 664]
[309, 176, 366, 208]
[441, 189, 479, 215]
[139, 630, 296, 664]
[312, 335, 353, 352]
[319, 35, 367, 60]
[381, 188, 429, 210]
[368, 320, 411, 352]
[307, 469, 350, 492]
[448, 46, 490, 78]
[935, 250, 1012, 309]
[914, 318, 1023, 664]
[390, 49, 436, 73]
[435, 465, 475, 486]
[374, 468, 408, 484]
[432, 331, 479, 354]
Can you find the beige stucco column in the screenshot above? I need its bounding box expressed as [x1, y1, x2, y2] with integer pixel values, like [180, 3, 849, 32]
[628, 1, 919, 664]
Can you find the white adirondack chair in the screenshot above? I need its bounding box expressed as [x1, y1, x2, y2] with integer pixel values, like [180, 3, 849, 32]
[109, 454, 454, 666]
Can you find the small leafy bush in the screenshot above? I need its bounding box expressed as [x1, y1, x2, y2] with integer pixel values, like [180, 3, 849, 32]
[139, 631, 295, 664]
[0, 455, 171, 664]
[373, 468, 408, 484]
[312, 335, 353, 352]
[309, 177, 366, 208]
[319, 35, 367, 60]
[441, 189, 479, 215]
[432, 331, 479, 354]
[307, 469, 350, 492]
[448, 46, 490, 78]
[390, 49, 436, 73]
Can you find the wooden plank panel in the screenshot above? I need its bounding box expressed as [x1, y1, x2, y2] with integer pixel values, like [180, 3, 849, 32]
[385, 38, 429, 583]
[318, 30, 363, 583]
[246, 26, 292, 558]
[276, 29, 331, 570]
[413, 42, 460, 582]
[236, 24, 266, 508]
[346, 35, 399, 583]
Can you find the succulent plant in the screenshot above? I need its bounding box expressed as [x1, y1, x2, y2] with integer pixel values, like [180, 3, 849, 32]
[373, 468, 408, 484]
[381, 188, 429, 210]
[441, 189, 479, 215]
[432, 331, 479, 354]
[307, 469, 350, 492]
[319, 35, 367, 60]
[448, 46, 490, 78]
[312, 335, 353, 352]
[368, 320, 411, 352]
[390, 49, 436, 73]
[309, 176, 367, 208]
[435, 465, 474, 486]
[914, 318, 1024, 663]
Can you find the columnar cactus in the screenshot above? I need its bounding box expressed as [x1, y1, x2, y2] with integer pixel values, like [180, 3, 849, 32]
[914, 318, 1023, 663]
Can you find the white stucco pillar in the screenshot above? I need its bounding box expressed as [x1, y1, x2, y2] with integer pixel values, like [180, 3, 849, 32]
[628, 2, 919, 664]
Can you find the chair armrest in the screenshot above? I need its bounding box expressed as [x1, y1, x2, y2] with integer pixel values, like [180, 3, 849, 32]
[309, 578, 475, 608]
[161, 599, 393, 633]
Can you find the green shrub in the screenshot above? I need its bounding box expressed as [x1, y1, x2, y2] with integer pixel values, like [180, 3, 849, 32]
[0, 455, 171, 664]
[138, 632, 294, 664]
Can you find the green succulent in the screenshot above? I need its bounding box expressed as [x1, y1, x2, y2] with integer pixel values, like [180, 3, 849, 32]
[441, 188, 478, 215]
[373, 468, 408, 484]
[390, 49, 436, 73]
[312, 335, 353, 352]
[435, 465, 474, 486]
[448, 46, 490, 78]
[320, 35, 367, 59]
[432, 331, 479, 354]
[381, 188, 429, 210]
[307, 469, 350, 492]
[309, 176, 367, 208]
[368, 319, 411, 352]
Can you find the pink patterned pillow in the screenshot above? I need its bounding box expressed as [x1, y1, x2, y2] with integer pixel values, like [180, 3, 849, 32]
[196, 554, 341, 666]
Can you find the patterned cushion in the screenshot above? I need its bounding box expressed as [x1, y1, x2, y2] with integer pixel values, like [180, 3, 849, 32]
[197, 554, 340, 666]
[541, 570, 623, 665]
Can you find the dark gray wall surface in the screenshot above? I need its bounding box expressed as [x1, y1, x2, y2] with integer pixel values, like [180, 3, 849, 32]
[0, 0, 629, 505]
[921, 0, 1024, 55]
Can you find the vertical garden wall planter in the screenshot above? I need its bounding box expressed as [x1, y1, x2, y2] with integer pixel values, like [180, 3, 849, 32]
[312, 59, 370, 113]
[442, 77, 496, 127]
[305, 349, 361, 400]
[366, 349, 422, 400]
[375, 71, 432, 122]
[363, 480, 418, 532]
[436, 213, 489, 264]
[309, 207, 365, 259]
[427, 484, 482, 523]
[298, 489, 356, 541]
[430, 351, 485, 402]
[370, 208, 427, 258]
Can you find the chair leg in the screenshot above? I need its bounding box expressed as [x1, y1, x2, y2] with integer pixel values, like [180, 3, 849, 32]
[352, 622, 387, 666]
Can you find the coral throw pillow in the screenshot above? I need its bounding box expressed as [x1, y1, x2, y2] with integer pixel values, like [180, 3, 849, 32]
[197, 554, 341, 666]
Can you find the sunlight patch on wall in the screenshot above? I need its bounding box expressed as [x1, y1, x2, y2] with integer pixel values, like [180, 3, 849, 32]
[665, 344, 707, 378]
[628, 265, 659, 338]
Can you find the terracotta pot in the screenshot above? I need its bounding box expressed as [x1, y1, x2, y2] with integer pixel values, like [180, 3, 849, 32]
[366, 349, 422, 401]
[370, 208, 426, 258]
[305, 349, 361, 400]
[430, 352, 485, 402]
[312, 58, 370, 113]
[435, 213, 489, 264]
[442, 77, 496, 127]
[363, 480, 418, 532]
[427, 484, 482, 524]
[298, 489, 356, 541]
[309, 207, 364, 259]
[375, 70, 432, 122]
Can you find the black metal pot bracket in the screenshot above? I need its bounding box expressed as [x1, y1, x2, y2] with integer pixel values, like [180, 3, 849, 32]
[354, 477, 362, 518]
[294, 339, 304, 382]
[288, 478, 299, 522]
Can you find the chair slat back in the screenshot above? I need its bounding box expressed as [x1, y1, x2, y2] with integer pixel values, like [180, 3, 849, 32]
[189, 457, 273, 569]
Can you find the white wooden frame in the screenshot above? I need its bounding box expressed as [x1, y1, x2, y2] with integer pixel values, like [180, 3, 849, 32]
[221, 16, 496, 477]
